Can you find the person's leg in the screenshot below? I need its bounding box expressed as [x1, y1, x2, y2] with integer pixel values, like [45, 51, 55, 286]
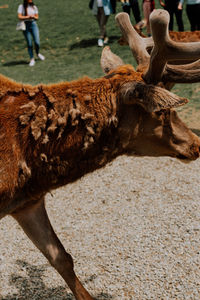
[23, 26, 34, 59]
[143, 1, 152, 36]
[110, 0, 116, 13]
[165, 5, 174, 31]
[95, 10, 102, 46]
[174, 6, 184, 31]
[131, 0, 141, 23]
[187, 4, 200, 31]
[95, 10, 101, 29]
[96, 7, 103, 38]
[31, 21, 45, 60]
[31, 21, 40, 55]
[95, 7, 108, 46]
[196, 4, 200, 30]
[99, 7, 109, 39]
[186, 4, 195, 31]
[122, 4, 131, 15]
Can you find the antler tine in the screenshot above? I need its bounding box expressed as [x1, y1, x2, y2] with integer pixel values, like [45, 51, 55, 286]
[115, 12, 151, 71]
[163, 59, 200, 83]
[168, 59, 200, 71]
[143, 9, 200, 85]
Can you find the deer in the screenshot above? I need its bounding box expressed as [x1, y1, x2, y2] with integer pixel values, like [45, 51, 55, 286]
[168, 30, 200, 42]
[118, 25, 200, 46]
[0, 9, 200, 300]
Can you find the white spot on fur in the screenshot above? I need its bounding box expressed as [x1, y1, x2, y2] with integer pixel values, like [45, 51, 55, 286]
[4, 96, 15, 104]
[40, 153, 48, 162]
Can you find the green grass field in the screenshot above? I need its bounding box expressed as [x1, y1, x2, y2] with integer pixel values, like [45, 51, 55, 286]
[0, 0, 199, 110]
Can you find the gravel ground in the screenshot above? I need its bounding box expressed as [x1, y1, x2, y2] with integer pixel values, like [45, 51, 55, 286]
[0, 154, 200, 300]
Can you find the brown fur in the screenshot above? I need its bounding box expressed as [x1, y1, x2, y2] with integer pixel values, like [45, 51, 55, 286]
[118, 29, 200, 45]
[0, 64, 200, 300]
[169, 30, 200, 42]
[0, 66, 142, 213]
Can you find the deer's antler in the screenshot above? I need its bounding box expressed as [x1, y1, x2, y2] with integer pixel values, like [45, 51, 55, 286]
[163, 59, 200, 83]
[116, 11, 200, 86]
[143, 9, 200, 84]
[115, 12, 152, 72]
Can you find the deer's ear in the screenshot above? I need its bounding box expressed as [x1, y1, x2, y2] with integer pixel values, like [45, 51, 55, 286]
[119, 82, 188, 112]
[100, 46, 125, 74]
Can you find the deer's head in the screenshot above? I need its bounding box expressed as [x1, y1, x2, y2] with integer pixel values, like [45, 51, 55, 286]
[100, 10, 200, 160]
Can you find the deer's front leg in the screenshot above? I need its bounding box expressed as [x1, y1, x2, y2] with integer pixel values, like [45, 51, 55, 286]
[12, 198, 94, 300]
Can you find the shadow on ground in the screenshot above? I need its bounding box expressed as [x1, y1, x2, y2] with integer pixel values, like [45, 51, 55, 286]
[69, 36, 119, 50]
[191, 128, 200, 137]
[2, 60, 28, 67]
[0, 260, 112, 300]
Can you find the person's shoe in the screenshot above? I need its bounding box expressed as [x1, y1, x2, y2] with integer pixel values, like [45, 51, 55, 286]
[38, 53, 45, 61]
[104, 37, 109, 44]
[29, 58, 35, 67]
[135, 19, 146, 31]
[98, 38, 104, 47]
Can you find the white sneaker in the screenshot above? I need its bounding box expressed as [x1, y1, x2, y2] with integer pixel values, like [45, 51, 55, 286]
[104, 37, 109, 44]
[98, 38, 104, 47]
[29, 58, 35, 67]
[38, 53, 45, 61]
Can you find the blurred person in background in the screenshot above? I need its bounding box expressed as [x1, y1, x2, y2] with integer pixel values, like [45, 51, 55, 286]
[159, 0, 184, 31]
[182, 0, 200, 31]
[89, 0, 113, 47]
[120, 0, 141, 24]
[17, 0, 45, 66]
[142, 0, 155, 36]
